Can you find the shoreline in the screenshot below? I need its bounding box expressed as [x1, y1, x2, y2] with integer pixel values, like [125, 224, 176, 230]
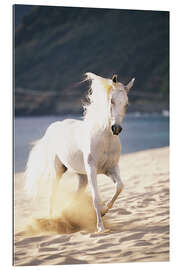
[14, 147, 169, 265]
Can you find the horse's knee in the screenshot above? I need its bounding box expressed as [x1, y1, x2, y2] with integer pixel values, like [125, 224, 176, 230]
[116, 181, 124, 193]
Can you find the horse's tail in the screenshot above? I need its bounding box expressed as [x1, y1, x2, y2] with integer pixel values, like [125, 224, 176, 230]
[24, 132, 57, 198]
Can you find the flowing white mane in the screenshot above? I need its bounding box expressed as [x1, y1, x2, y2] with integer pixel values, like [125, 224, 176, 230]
[83, 72, 112, 127]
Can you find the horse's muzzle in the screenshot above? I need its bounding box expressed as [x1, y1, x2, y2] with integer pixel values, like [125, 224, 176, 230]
[111, 124, 122, 135]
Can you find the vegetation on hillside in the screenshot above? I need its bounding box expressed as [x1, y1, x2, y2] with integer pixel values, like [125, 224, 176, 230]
[14, 5, 169, 115]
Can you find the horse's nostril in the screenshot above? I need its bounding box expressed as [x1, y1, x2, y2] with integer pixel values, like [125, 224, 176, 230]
[111, 125, 117, 134]
[111, 125, 122, 135]
[111, 125, 115, 133]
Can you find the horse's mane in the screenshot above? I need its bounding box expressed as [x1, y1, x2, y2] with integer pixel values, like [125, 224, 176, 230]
[83, 73, 112, 127]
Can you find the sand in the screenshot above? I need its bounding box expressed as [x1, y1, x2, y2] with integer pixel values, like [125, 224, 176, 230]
[14, 147, 169, 266]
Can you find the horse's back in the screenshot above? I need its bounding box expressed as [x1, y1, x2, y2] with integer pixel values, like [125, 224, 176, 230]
[47, 118, 81, 131]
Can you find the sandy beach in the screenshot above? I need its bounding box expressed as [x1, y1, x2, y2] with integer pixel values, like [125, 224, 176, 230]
[14, 147, 169, 266]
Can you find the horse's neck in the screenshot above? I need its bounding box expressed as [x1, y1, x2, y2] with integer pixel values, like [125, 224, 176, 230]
[84, 113, 112, 139]
[85, 112, 110, 131]
[84, 101, 111, 130]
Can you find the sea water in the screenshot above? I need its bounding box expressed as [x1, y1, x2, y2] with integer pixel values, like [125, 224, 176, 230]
[14, 114, 169, 173]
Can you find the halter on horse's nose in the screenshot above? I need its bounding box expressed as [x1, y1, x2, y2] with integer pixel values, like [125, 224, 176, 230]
[111, 124, 122, 135]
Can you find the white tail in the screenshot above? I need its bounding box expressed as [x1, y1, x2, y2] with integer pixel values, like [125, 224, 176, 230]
[24, 135, 56, 198]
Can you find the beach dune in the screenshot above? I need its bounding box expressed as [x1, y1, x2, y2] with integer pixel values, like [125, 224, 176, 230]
[14, 147, 169, 266]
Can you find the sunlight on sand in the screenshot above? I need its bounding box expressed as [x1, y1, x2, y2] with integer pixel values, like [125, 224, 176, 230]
[14, 147, 169, 266]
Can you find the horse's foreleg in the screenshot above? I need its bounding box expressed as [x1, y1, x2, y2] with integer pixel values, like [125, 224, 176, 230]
[102, 165, 124, 216]
[84, 154, 104, 232]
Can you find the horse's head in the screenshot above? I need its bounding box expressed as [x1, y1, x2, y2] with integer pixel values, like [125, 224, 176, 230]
[84, 72, 135, 134]
[110, 74, 135, 135]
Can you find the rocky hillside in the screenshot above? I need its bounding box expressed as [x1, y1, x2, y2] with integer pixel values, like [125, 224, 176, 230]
[14, 5, 169, 115]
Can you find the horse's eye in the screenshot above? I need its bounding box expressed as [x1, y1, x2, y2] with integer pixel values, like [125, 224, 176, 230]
[126, 103, 129, 107]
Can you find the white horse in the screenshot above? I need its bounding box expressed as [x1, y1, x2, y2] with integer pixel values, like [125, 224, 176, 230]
[25, 72, 135, 232]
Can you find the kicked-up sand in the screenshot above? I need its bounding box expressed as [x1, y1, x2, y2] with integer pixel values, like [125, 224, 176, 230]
[14, 147, 169, 266]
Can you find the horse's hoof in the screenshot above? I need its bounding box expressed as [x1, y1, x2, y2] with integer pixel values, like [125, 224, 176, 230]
[97, 224, 105, 232]
[97, 227, 110, 233]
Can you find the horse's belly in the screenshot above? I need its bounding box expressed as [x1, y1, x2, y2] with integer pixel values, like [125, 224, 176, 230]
[67, 151, 86, 174]
[56, 147, 86, 174]
[58, 151, 119, 175]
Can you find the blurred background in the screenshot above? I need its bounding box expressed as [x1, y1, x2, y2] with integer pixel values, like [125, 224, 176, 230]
[14, 5, 169, 172]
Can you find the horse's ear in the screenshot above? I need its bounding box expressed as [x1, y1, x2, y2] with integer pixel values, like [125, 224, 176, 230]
[112, 74, 118, 83]
[125, 78, 135, 93]
[85, 72, 97, 80]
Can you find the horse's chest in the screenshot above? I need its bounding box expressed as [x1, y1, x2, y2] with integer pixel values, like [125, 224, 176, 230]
[95, 139, 121, 173]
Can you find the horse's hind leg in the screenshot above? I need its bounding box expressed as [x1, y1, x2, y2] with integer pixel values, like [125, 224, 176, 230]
[48, 155, 67, 217]
[77, 174, 88, 192]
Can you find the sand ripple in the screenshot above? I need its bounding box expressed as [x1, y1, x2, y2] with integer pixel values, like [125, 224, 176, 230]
[14, 147, 169, 265]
